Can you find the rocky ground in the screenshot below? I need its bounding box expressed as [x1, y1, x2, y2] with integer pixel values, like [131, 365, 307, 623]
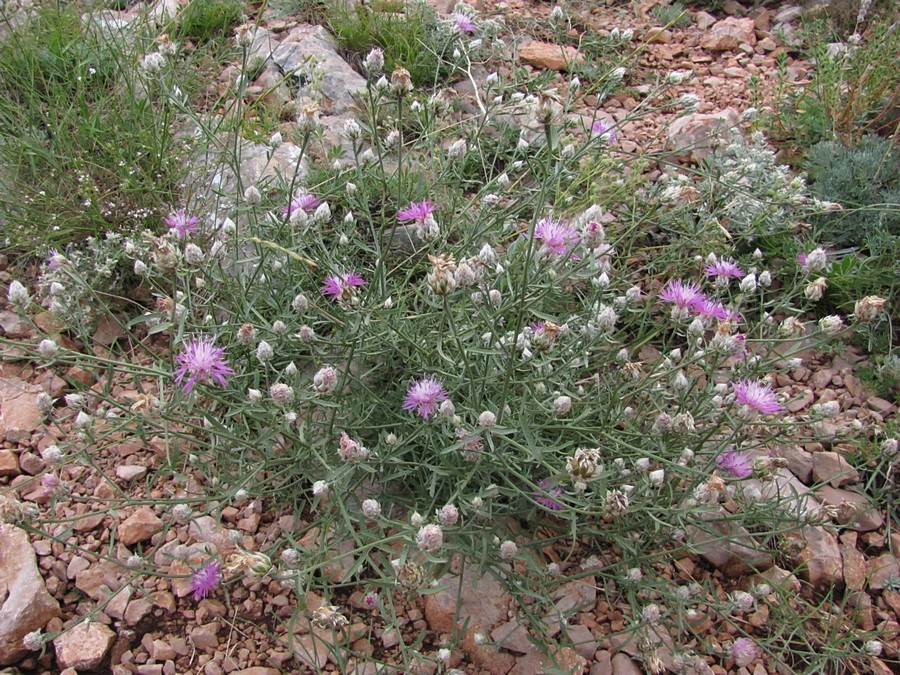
[1, 0, 898, 673]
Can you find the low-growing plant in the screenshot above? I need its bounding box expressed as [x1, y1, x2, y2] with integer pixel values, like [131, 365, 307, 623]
[650, 2, 692, 29]
[175, 0, 244, 44]
[327, 0, 460, 87]
[0, 5, 185, 252]
[1, 4, 898, 672]
[769, 13, 900, 152]
[805, 135, 900, 247]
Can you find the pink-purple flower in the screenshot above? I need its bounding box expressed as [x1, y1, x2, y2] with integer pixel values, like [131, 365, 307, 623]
[190, 560, 222, 600]
[693, 298, 740, 322]
[403, 376, 449, 420]
[165, 209, 200, 238]
[45, 248, 66, 271]
[659, 280, 705, 311]
[733, 379, 783, 415]
[716, 449, 752, 478]
[591, 119, 617, 143]
[397, 200, 438, 223]
[534, 480, 564, 510]
[451, 12, 476, 33]
[533, 218, 580, 257]
[705, 257, 745, 282]
[321, 270, 366, 304]
[730, 637, 759, 667]
[174, 337, 235, 393]
[282, 193, 322, 218]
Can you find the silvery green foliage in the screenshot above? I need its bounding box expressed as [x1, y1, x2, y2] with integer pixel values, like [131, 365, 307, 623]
[805, 135, 900, 246]
[702, 132, 815, 240]
[37, 232, 130, 328]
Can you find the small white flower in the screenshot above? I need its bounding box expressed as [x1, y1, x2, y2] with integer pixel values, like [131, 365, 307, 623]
[362, 499, 381, 519]
[248, 388, 262, 402]
[478, 410, 497, 428]
[37, 339, 59, 359]
[437, 503, 459, 526]
[7, 280, 29, 306]
[499, 540, 518, 560]
[312, 480, 329, 498]
[314, 202, 331, 222]
[649, 469, 665, 486]
[244, 186, 261, 204]
[184, 243, 204, 265]
[256, 340, 274, 364]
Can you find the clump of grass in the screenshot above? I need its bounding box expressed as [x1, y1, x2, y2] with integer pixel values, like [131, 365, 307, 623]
[805, 135, 900, 247]
[650, 2, 692, 29]
[0, 5, 184, 252]
[175, 0, 244, 44]
[327, 1, 450, 87]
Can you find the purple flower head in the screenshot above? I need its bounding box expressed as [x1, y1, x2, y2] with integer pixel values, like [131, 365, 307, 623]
[716, 449, 752, 478]
[733, 379, 783, 415]
[282, 193, 322, 218]
[705, 257, 745, 282]
[693, 298, 740, 322]
[403, 376, 449, 420]
[534, 479, 564, 511]
[659, 280, 705, 311]
[321, 270, 366, 304]
[46, 248, 66, 271]
[452, 12, 476, 33]
[798, 247, 828, 273]
[591, 119, 617, 143]
[190, 560, 222, 601]
[397, 200, 438, 224]
[730, 637, 759, 668]
[174, 337, 235, 393]
[165, 209, 200, 238]
[533, 218, 580, 257]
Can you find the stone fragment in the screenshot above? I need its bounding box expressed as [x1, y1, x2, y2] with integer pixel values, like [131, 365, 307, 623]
[816, 486, 883, 532]
[105, 586, 132, 621]
[425, 566, 511, 634]
[788, 526, 843, 588]
[125, 599, 153, 626]
[687, 507, 773, 577]
[519, 41, 584, 71]
[17, 452, 44, 475]
[779, 445, 812, 483]
[611, 653, 643, 675]
[53, 621, 115, 671]
[151, 640, 177, 661]
[694, 11, 716, 30]
[118, 507, 163, 545]
[74, 561, 126, 601]
[666, 108, 741, 163]
[518, 645, 587, 674]
[566, 624, 596, 661]
[812, 451, 859, 488]
[645, 27, 672, 43]
[0, 450, 19, 477]
[0, 524, 61, 665]
[841, 544, 867, 592]
[189, 622, 219, 651]
[116, 465, 147, 482]
[867, 554, 899, 590]
[754, 565, 801, 593]
[272, 25, 365, 114]
[701, 17, 756, 51]
[0, 311, 33, 339]
[0, 378, 44, 443]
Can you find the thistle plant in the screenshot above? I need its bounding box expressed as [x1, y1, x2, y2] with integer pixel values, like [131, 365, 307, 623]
[0, 5, 896, 672]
